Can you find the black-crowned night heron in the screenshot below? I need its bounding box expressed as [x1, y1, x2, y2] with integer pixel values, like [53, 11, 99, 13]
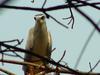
[23, 14, 52, 75]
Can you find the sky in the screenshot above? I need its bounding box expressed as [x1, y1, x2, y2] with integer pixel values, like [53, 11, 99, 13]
[0, 0, 100, 75]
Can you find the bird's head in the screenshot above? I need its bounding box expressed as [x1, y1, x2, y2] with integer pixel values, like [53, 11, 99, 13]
[34, 14, 46, 27]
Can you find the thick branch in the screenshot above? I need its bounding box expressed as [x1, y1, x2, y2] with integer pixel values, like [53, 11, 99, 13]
[0, 42, 79, 74]
[0, 59, 100, 75]
[0, 2, 100, 11]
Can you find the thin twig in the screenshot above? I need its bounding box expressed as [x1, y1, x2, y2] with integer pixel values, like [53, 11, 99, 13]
[0, 39, 24, 60]
[0, 67, 15, 75]
[55, 50, 66, 75]
[0, 42, 80, 74]
[0, 59, 71, 74]
[12, 51, 24, 59]
[67, 0, 75, 29]
[46, 13, 69, 29]
[0, 39, 21, 43]
[74, 21, 100, 69]
[14, 39, 24, 46]
[89, 59, 100, 72]
[0, 0, 13, 5]
[42, 0, 47, 8]
[89, 62, 92, 71]
[74, 0, 100, 10]
[52, 48, 56, 52]
[57, 50, 66, 63]
[1, 53, 18, 57]
[73, 4, 100, 33]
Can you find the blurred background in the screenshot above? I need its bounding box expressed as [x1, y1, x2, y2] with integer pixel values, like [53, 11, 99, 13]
[0, 0, 100, 75]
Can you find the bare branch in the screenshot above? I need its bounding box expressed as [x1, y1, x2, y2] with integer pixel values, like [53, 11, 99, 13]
[46, 13, 69, 29]
[51, 48, 56, 52]
[42, 0, 47, 8]
[73, 4, 100, 32]
[12, 51, 24, 59]
[89, 62, 92, 72]
[89, 59, 100, 72]
[0, 2, 100, 11]
[57, 50, 66, 63]
[0, 42, 80, 74]
[0, 39, 22, 44]
[0, 39, 24, 60]
[74, 21, 100, 69]
[0, 59, 100, 75]
[0, 67, 15, 75]
[1, 53, 18, 57]
[0, 1, 100, 74]
[67, 0, 75, 29]
[73, 0, 100, 10]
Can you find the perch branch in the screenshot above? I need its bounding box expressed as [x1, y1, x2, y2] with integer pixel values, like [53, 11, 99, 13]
[0, 42, 80, 74]
[0, 59, 100, 75]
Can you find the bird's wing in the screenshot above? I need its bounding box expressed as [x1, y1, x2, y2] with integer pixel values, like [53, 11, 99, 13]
[47, 31, 52, 59]
[25, 27, 34, 50]
[24, 27, 34, 61]
[23, 27, 34, 71]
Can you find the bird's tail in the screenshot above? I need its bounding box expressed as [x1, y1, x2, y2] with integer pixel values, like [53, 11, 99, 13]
[23, 61, 49, 75]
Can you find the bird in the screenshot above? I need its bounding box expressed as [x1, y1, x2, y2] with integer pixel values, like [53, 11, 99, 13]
[23, 14, 52, 75]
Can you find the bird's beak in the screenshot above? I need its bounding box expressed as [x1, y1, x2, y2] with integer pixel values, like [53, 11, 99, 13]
[36, 19, 43, 27]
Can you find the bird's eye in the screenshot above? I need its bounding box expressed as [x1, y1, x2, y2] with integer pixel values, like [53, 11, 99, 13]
[34, 17, 36, 20]
[41, 16, 45, 20]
